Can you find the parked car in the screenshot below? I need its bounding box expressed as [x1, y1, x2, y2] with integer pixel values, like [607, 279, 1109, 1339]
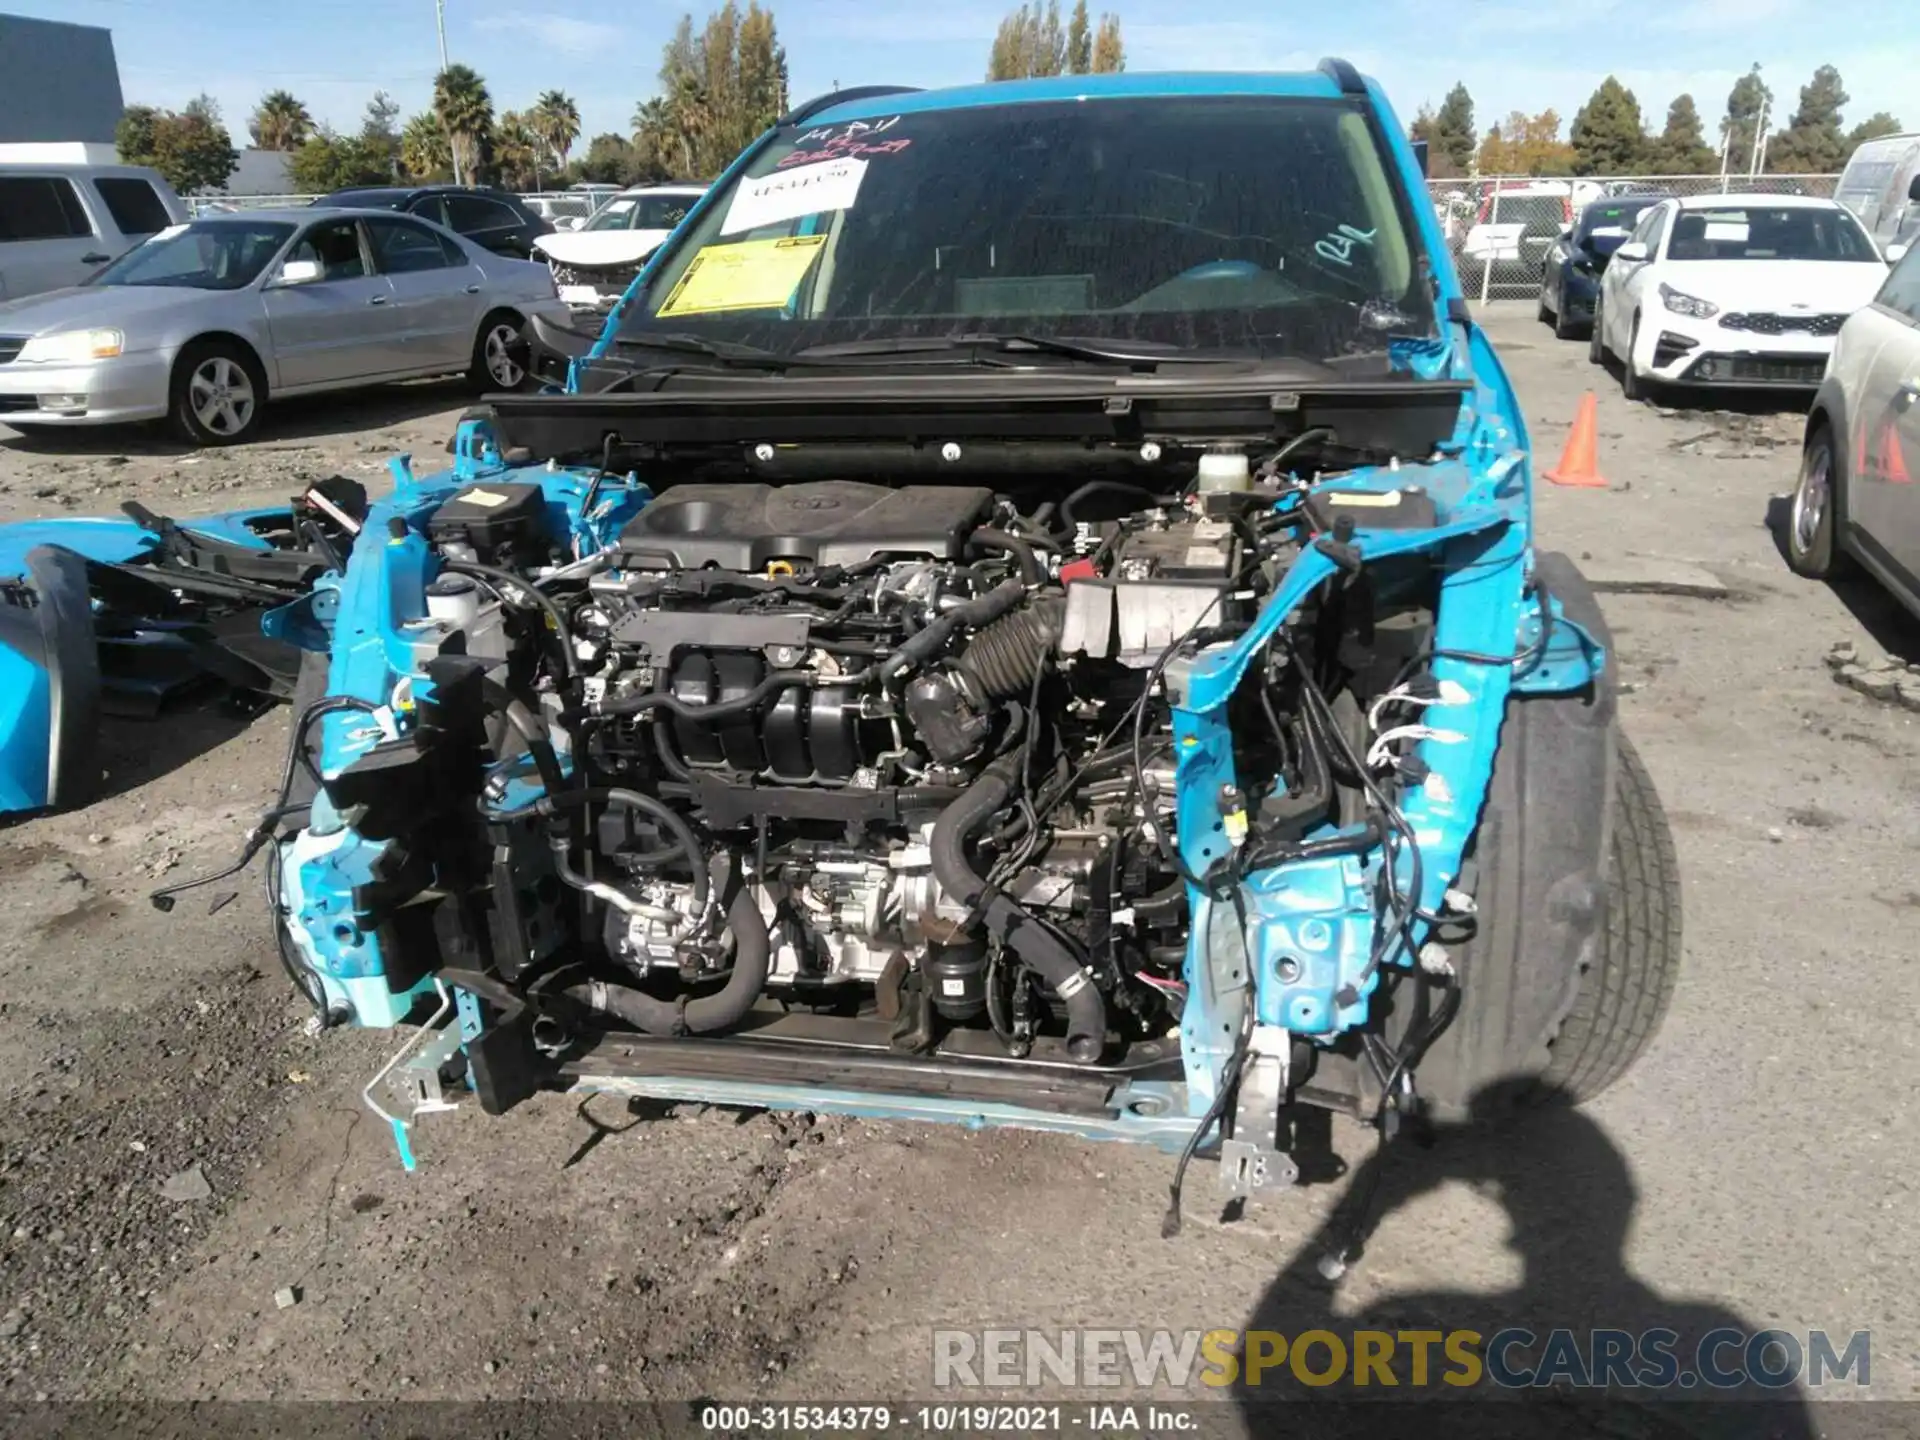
[531, 183, 705, 314]
[1834, 132, 1920, 258]
[0, 163, 186, 301]
[170, 62, 1674, 1201]
[1459, 180, 1603, 277]
[1590, 194, 1890, 400]
[1787, 243, 1920, 616]
[0, 208, 570, 443]
[523, 195, 595, 232]
[310, 185, 553, 259]
[1537, 194, 1670, 339]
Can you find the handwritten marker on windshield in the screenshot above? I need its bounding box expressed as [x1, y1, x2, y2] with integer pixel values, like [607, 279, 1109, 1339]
[1544, 391, 1609, 488]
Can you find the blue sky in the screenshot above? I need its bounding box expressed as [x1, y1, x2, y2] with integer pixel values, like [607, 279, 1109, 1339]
[16, 0, 1904, 159]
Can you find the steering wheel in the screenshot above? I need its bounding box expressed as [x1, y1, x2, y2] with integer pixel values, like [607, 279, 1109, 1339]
[1173, 259, 1265, 281]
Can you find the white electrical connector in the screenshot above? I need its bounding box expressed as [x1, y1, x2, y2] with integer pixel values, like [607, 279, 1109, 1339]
[1365, 724, 1467, 772]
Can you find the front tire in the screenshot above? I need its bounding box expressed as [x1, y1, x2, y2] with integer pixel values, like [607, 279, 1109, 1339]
[1787, 421, 1853, 579]
[168, 339, 266, 445]
[1620, 315, 1648, 402]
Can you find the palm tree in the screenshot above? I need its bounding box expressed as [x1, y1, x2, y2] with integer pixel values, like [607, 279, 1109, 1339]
[530, 90, 581, 174]
[248, 90, 313, 151]
[494, 111, 541, 191]
[400, 112, 451, 182]
[432, 64, 493, 184]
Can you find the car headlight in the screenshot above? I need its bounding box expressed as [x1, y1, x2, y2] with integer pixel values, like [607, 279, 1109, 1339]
[1658, 283, 1718, 320]
[17, 328, 124, 363]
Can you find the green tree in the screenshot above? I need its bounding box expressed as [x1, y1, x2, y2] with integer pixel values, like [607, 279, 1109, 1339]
[1569, 76, 1646, 175]
[493, 110, 542, 190]
[1431, 82, 1475, 172]
[432, 63, 494, 183]
[1720, 64, 1772, 173]
[117, 98, 238, 194]
[633, 4, 788, 181]
[570, 131, 643, 185]
[1090, 13, 1123, 73]
[248, 89, 313, 151]
[1066, 0, 1092, 74]
[358, 91, 402, 180]
[1846, 111, 1905, 153]
[1766, 64, 1850, 172]
[400, 111, 452, 181]
[1648, 93, 1716, 174]
[531, 90, 582, 172]
[287, 129, 392, 192]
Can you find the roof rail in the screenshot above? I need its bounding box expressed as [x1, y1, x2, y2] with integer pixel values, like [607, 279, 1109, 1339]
[1317, 58, 1366, 97]
[779, 85, 924, 128]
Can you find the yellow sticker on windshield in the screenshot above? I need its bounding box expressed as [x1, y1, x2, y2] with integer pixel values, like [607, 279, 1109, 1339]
[656, 235, 827, 318]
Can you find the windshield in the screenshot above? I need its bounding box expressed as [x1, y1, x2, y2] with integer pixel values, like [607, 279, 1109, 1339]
[89, 220, 295, 290]
[619, 95, 1434, 366]
[1578, 201, 1660, 255]
[588, 193, 700, 231]
[1667, 206, 1880, 262]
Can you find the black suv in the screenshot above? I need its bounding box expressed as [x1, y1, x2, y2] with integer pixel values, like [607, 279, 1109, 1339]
[310, 185, 552, 259]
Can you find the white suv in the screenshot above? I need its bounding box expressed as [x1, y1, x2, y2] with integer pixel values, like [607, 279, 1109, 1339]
[1787, 244, 1920, 619]
[0, 164, 187, 301]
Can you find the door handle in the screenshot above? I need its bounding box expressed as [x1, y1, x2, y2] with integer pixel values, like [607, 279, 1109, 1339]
[368, 294, 388, 305]
[464, 283, 481, 294]
[1895, 384, 1919, 413]
[82, 252, 111, 264]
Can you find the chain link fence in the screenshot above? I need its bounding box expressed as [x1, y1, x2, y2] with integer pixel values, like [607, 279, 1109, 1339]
[1430, 173, 1842, 300]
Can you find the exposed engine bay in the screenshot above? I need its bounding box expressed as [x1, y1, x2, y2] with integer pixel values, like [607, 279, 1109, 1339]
[151, 374, 1608, 1207]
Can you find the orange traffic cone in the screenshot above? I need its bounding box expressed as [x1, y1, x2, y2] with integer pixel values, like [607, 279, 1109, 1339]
[1544, 391, 1608, 488]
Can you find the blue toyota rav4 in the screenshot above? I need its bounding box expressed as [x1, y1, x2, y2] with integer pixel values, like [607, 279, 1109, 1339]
[13, 62, 1682, 1221]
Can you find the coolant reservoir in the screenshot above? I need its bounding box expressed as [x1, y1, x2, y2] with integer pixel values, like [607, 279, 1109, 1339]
[425, 573, 482, 628]
[1196, 446, 1251, 493]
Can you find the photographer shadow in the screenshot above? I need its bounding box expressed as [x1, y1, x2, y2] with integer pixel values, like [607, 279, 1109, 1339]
[1232, 1084, 1820, 1439]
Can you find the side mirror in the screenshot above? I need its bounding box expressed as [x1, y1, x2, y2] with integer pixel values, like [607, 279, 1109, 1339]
[271, 258, 323, 287]
[1410, 138, 1430, 178]
[1887, 242, 1909, 264]
[1906, 174, 1920, 202]
[1613, 241, 1650, 263]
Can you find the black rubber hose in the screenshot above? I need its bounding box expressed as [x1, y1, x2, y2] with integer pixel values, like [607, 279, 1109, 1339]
[593, 669, 817, 721]
[967, 528, 1042, 586]
[929, 755, 1107, 1064]
[956, 598, 1064, 699]
[559, 878, 768, 1035]
[483, 785, 710, 934]
[438, 559, 574, 683]
[478, 677, 568, 796]
[878, 578, 1026, 684]
[1059, 480, 1168, 530]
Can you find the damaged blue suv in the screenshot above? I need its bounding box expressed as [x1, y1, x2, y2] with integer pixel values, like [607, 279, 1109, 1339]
[134, 62, 1679, 1210]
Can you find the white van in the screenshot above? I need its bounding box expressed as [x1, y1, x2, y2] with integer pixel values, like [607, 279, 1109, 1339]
[1834, 134, 1920, 257]
[0, 163, 188, 301]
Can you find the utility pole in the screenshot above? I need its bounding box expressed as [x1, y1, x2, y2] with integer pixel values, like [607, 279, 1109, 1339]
[1748, 95, 1769, 179]
[435, 0, 464, 185]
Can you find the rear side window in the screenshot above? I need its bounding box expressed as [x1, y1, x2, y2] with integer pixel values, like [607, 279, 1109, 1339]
[1877, 245, 1920, 323]
[94, 177, 172, 236]
[445, 194, 519, 234]
[366, 216, 458, 274]
[0, 176, 94, 242]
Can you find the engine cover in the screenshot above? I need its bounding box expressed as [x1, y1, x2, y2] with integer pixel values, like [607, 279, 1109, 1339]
[617, 481, 993, 570]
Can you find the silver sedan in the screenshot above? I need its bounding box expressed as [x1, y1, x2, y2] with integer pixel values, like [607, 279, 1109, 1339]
[0, 208, 573, 444]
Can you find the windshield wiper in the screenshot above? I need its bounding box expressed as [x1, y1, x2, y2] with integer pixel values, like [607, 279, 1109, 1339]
[791, 332, 1232, 366]
[611, 331, 793, 367]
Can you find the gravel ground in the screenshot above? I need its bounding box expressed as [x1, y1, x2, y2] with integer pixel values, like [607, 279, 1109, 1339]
[0, 311, 1915, 1423]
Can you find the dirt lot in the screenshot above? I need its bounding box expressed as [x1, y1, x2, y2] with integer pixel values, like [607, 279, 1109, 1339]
[0, 311, 1915, 1422]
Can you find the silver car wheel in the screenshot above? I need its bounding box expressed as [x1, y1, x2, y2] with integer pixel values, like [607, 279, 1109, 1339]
[188, 357, 256, 437]
[484, 323, 525, 388]
[1791, 441, 1830, 552]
